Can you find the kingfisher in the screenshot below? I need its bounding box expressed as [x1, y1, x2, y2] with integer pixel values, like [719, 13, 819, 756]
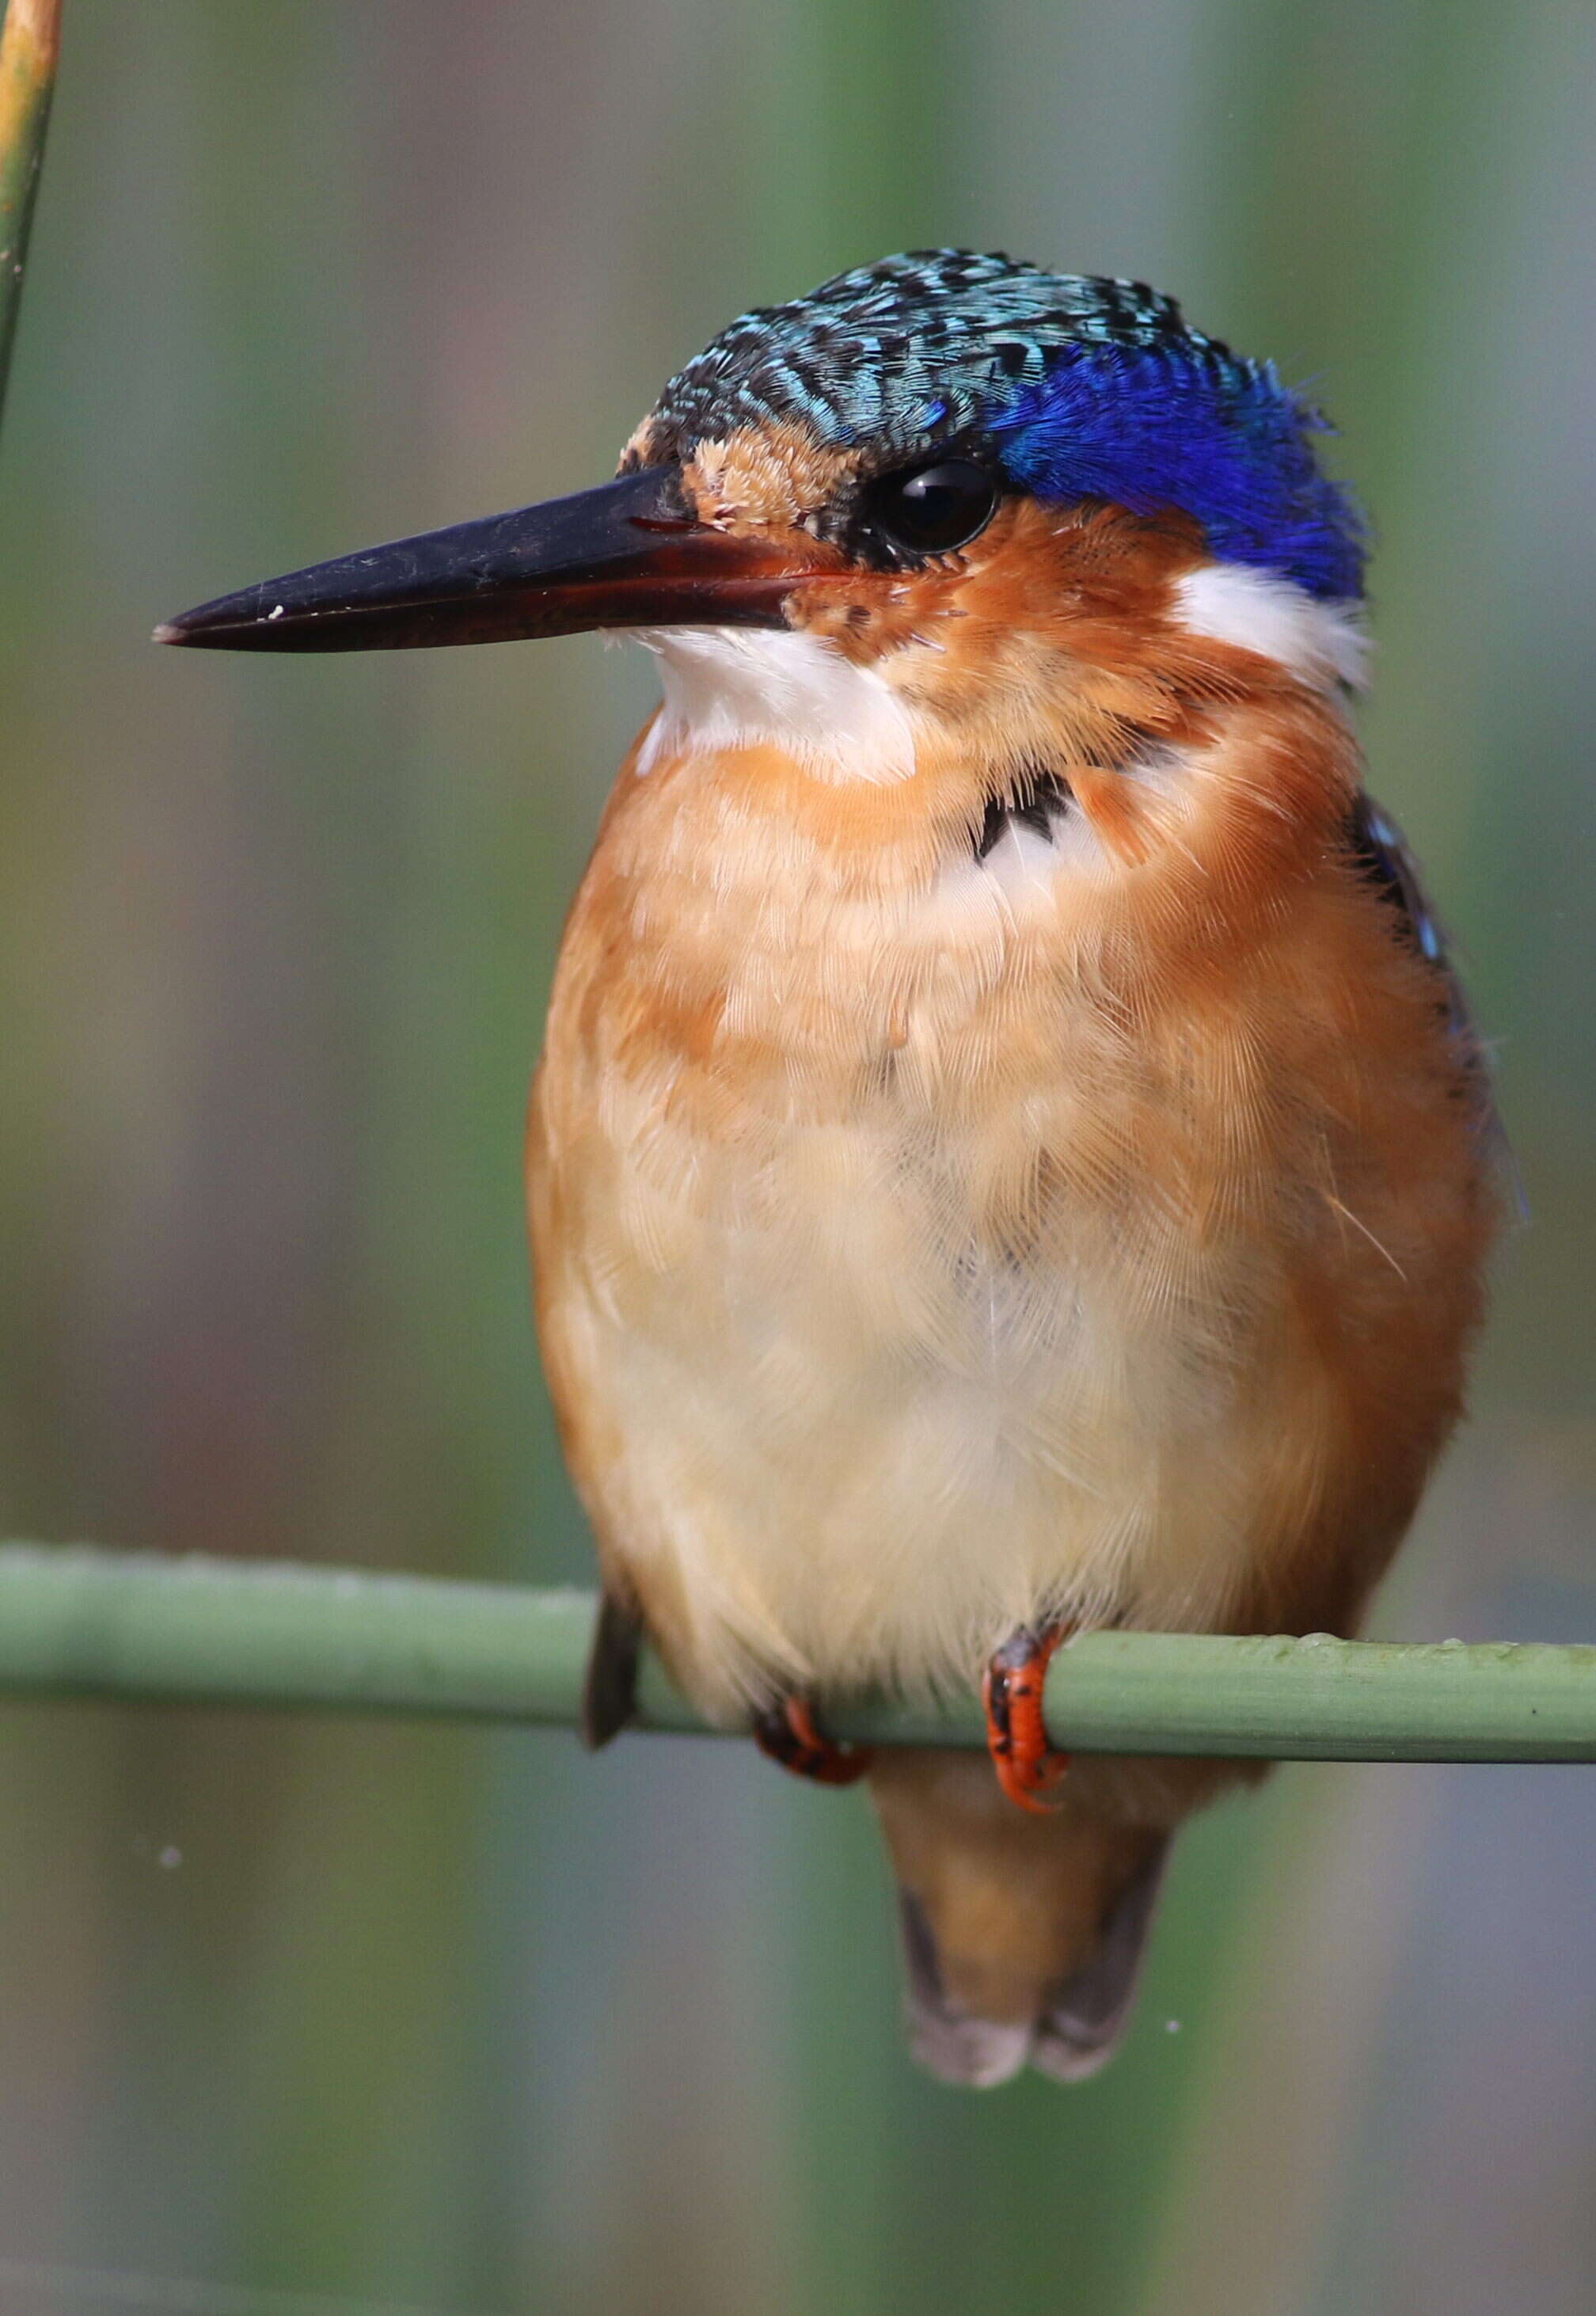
[159, 250, 1499, 2086]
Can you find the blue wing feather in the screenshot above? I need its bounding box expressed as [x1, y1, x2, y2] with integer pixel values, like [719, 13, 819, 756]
[1347, 792, 1512, 1190]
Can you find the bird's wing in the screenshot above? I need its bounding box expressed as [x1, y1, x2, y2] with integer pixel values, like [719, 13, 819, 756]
[1347, 789, 1508, 1169]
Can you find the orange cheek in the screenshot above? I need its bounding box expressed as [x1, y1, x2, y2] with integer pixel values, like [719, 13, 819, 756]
[792, 579, 933, 661]
[789, 498, 1214, 702]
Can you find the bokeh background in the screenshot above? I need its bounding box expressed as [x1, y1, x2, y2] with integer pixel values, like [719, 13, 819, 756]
[3, 3, 1595, 2312]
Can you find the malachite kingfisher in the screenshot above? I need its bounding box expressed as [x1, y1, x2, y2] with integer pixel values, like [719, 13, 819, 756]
[161, 251, 1499, 2086]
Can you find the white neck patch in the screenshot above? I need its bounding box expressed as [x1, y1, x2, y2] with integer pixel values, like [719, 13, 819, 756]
[629, 626, 918, 785]
[1172, 565, 1369, 692]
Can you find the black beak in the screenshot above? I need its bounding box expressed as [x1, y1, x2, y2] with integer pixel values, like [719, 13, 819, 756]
[155, 466, 829, 653]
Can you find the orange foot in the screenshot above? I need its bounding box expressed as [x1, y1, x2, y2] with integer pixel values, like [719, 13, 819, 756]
[983, 1624, 1073, 1814]
[752, 1694, 873, 1787]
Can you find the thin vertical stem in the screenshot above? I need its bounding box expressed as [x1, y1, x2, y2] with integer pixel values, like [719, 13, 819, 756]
[0, 0, 61, 440]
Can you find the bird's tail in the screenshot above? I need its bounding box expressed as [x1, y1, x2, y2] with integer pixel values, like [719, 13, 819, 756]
[868, 1750, 1170, 2086]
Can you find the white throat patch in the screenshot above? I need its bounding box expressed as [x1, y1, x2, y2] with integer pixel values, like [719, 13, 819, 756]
[630, 626, 918, 784]
[1172, 565, 1369, 692]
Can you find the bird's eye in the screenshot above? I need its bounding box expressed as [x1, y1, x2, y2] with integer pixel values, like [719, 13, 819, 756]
[863, 459, 1000, 556]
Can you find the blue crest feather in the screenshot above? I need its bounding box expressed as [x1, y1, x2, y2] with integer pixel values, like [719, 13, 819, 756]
[992, 348, 1364, 600]
[643, 250, 1366, 601]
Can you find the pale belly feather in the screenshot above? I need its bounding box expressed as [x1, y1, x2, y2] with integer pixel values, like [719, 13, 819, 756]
[534, 920, 1339, 1717]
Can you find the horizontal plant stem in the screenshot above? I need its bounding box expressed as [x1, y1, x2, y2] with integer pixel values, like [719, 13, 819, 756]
[0, 1545, 1591, 1760]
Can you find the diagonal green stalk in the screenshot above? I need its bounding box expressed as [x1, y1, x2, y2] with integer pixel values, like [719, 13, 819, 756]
[0, 1542, 1594, 1759]
[0, 0, 61, 440]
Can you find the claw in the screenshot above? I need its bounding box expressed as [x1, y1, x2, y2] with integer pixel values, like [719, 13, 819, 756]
[753, 1694, 873, 1786]
[982, 1624, 1072, 1813]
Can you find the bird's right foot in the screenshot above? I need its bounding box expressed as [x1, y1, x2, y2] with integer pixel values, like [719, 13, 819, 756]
[982, 1623, 1072, 1814]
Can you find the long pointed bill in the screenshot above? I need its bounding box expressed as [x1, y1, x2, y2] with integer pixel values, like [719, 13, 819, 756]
[155, 466, 829, 652]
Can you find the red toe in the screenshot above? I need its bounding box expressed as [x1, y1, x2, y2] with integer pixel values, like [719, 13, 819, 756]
[753, 1693, 873, 1786]
[982, 1625, 1072, 1814]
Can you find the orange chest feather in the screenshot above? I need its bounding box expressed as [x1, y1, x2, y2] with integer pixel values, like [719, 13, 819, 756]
[526, 714, 1495, 1706]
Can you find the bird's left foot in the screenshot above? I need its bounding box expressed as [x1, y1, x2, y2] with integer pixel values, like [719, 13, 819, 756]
[753, 1694, 873, 1786]
[983, 1624, 1072, 1813]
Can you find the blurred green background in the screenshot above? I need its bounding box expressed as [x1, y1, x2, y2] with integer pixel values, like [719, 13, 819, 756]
[2, 3, 1595, 2312]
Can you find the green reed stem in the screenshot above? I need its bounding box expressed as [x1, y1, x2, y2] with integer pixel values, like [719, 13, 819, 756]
[0, 1544, 1591, 1759]
[0, 0, 61, 439]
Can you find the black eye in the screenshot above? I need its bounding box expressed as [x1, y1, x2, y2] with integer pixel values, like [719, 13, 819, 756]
[863, 458, 999, 557]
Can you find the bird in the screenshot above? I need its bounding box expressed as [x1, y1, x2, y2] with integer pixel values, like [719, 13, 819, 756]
[158, 249, 1500, 2086]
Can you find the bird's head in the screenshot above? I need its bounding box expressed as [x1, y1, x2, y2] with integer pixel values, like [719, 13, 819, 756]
[161, 250, 1367, 847]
